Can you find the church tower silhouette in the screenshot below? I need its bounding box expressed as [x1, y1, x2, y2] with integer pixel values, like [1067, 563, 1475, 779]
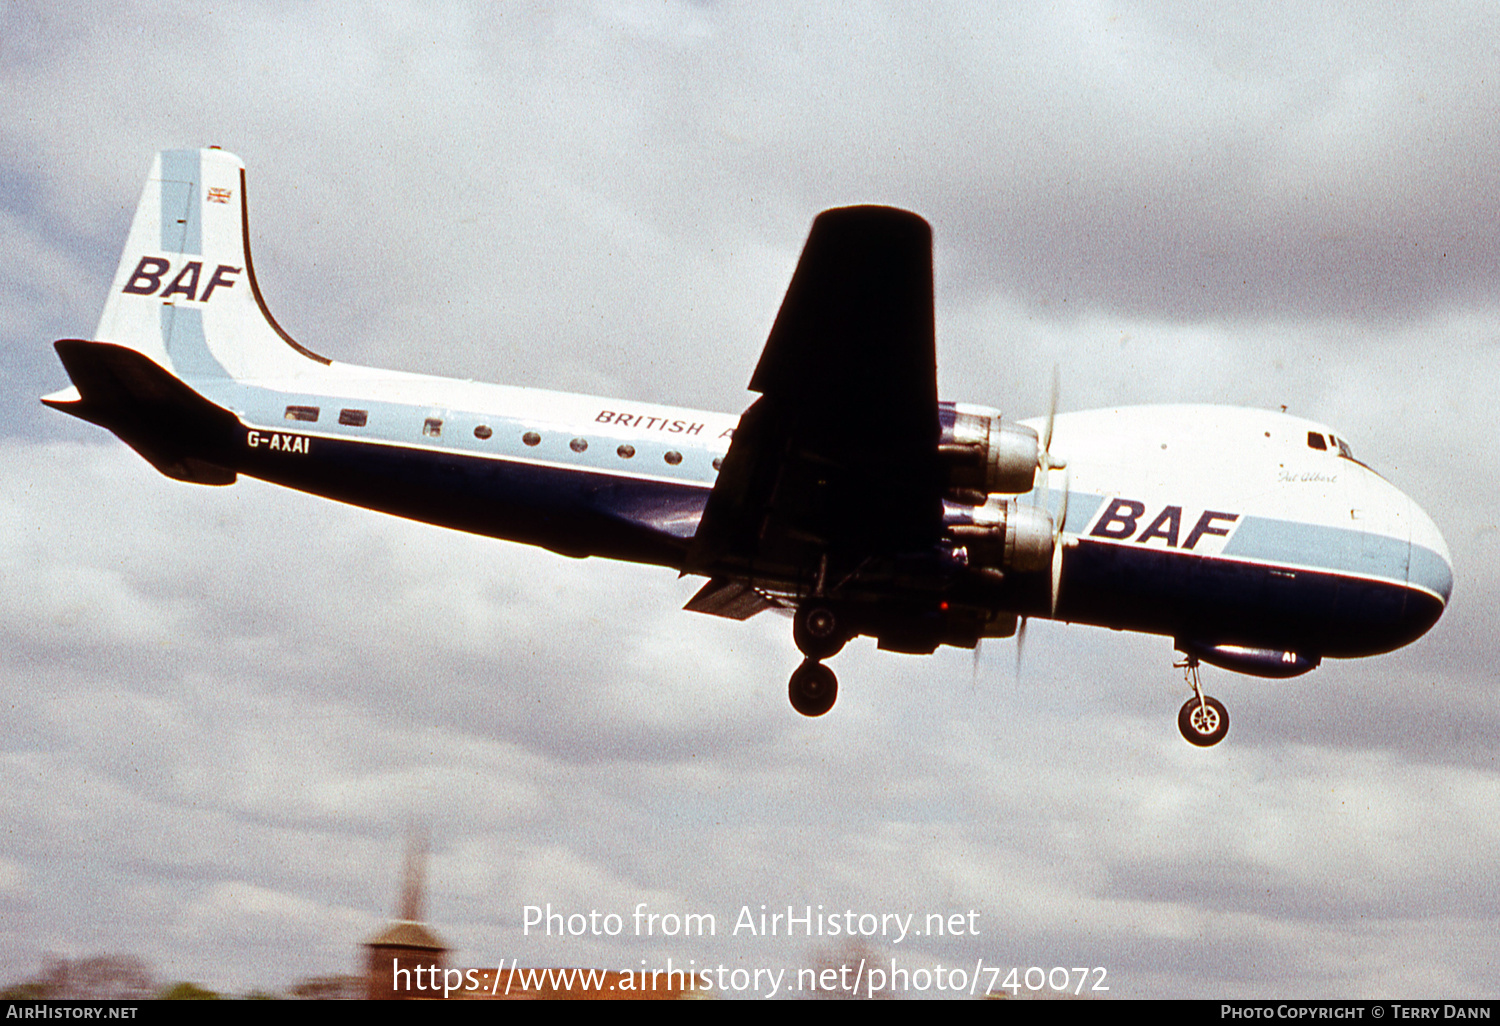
[363, 828, 449, 1000]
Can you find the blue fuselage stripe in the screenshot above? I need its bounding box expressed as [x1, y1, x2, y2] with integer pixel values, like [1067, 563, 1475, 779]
[1222, 515, 1450, 602]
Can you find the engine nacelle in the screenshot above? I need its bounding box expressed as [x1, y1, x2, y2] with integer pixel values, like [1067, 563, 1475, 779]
[948, 498, 1054, 574]
[938, 402, 1038, 498]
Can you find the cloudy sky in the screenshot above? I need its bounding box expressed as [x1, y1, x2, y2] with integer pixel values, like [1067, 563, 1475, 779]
[3, 0, 1498, 1000]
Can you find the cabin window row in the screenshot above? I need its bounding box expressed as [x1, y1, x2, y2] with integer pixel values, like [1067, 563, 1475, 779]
[282, 405, 720, 470]
[499, 428, 712, 467]
[520, 431, 717, 469]
[284, 405, 367, 427]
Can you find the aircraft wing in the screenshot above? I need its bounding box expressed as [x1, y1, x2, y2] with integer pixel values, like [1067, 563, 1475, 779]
[687, 206, 943, 589]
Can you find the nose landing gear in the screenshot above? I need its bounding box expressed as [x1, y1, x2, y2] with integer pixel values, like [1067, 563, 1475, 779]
[1174, 655, 1229, 747]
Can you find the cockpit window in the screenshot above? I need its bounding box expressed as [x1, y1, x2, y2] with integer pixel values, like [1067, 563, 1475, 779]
[1307, 431, 1327, 451]
[1333, 436, 1355, 461]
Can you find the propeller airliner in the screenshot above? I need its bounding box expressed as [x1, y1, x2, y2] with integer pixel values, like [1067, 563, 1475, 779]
[44, 150, 1453, 745]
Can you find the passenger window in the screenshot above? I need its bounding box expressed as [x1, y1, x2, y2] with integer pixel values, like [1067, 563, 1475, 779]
[423, 418, 442, 438]
[617, 444, 635, 459]
[474, 425, 493, 440]
[570, 438, 588, 453]
[338, 409, 367, 427]
[1307, 431, 1327, 451]
[284, 405, 319, 422]
[664, 451, 682, 466]
[522, 431, 541, 446]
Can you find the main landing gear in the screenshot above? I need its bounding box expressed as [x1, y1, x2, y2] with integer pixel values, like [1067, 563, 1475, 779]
[788, 603, 851, 717]
[1174, 655, 1228, 747]
[789, 660, 838, 717]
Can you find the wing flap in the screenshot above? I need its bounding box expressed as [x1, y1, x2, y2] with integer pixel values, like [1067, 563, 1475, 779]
[682, 578, 780, 620]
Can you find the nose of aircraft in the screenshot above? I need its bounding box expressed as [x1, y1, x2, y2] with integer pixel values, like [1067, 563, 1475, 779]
[1404, 492, 1453, 640]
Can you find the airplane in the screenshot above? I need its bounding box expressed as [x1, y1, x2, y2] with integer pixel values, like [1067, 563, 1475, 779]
[43, 149, 1453, 746]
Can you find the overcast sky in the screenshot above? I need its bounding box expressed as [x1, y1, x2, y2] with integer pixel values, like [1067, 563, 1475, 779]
[2, 0, 1498, 1000]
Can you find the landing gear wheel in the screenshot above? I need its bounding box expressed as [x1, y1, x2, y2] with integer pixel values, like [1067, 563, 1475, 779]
[788, 660, 838, 717]
[1178, 695, 1229, 747]
[794, 604, 848, 660]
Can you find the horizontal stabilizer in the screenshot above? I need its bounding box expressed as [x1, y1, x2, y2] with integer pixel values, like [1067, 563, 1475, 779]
[47, 339, 240, 484]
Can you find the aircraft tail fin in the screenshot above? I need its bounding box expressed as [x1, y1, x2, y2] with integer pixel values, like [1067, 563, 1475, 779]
[44, 150, 329, 483]
[90, 148, 330, 382]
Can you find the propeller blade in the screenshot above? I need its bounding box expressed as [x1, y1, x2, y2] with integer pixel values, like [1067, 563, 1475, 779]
[1038, 365, 1066, 474]
[1050, 467, 1070, 618]
[1042, 365, 1058, 455]
[1023, 367, 1068, 664]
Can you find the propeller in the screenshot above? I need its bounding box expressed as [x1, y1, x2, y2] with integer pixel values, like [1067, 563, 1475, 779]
[1050, 467, 1070, 617]
[1016, 368, 1070, 676]
[1015, 467, 1069, 676]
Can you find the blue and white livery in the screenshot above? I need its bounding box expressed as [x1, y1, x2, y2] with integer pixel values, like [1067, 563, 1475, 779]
[45, 150, 1452, 745]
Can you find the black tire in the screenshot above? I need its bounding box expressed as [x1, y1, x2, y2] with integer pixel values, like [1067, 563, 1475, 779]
[1178, 695, 1229, 747]
[793, 603, 848, 660]
[788, 660, 838, 717]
